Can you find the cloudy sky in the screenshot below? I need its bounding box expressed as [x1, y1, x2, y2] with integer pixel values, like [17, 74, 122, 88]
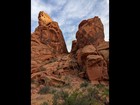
[31, 0, 109, 52]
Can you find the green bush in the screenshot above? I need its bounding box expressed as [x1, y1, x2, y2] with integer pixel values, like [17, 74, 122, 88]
[52, 84, 109, 105]
[103, 88, 109, 96]
[31, 79, 35, 83]
[53, 92, 61, 105]
[52, 89, 101, 105]
[60, 90, 69, 100]
[41, 102, 48, 105]
[38, 86, 50, 94]
[50, 89, 57, 94]
[96, 84, 104, 89]
[80, 81, 89, 88]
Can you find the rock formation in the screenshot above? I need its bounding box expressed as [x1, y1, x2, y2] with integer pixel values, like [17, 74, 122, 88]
[76, 16, 104, 49]
[71, 16, 109, 83]
[31, 12, 109, 84]
[31, 11, 68, 74]
[38, 11, 53, 26]
[31, 11, 109, 105]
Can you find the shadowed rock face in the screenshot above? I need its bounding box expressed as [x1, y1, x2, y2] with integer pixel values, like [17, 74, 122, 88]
[75, 45, 108, 82]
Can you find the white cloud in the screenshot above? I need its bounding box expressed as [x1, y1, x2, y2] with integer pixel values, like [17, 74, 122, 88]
[62, 0, 97, 19]
[106, 0, 109, 4]
[31, 0, 109, 51]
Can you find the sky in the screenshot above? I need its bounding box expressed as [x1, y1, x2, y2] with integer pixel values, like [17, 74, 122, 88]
[31, 0, 109, 52]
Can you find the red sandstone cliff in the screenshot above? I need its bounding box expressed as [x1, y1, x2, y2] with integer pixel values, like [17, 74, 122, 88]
[31, 11, 68, 74]
[31, 12, 109, 105]
[71, 16, 109, 83]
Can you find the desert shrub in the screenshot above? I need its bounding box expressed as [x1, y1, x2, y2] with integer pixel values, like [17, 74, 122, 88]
[50, 88, 57, 94]
[103, 88, 109, 96]
[63, 82, 71, 88]
[96, 84, 104, 89]
[62, 90, 100, 105]
[38, 66, 46, 71]
[49, 58, 57, 63]
[41, 102, 48, 105]
[31, 79, 35, 83]
[80, 81, 89, 88]
[59, 90, 69, 100]
[38, 86, 50, 94]
[57, 66, 62, 70]
[52, 85, 108, 105]
[52, 89, 100, 105]
[53, 92, 61, 105]
[44, 77, 51, 84]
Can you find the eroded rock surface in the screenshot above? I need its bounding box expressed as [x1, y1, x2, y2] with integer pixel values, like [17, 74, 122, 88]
[31, 12, 109, 98]
[71, 16, 109, 83]
[31, 11, 68, 74]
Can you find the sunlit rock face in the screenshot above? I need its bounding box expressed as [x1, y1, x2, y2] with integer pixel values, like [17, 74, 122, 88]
[38, 11, 53, 26]
[71, 16, 109, 83]
[31, 11, 68, 74]
[31, 11, 109, 86]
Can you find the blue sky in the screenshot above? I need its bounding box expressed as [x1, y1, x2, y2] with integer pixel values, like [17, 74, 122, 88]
[31, 0, 109, 52]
